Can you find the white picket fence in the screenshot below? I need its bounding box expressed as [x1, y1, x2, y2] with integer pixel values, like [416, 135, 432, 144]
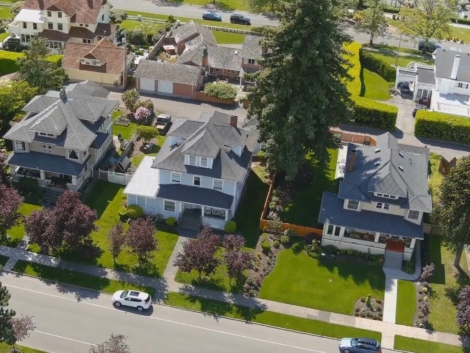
[97, 169, 133, 185]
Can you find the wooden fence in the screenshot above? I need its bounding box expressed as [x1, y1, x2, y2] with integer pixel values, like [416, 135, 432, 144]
[329, 129, 377, 146]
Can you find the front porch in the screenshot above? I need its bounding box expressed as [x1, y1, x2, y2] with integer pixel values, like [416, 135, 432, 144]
[11, 167, 87, 192]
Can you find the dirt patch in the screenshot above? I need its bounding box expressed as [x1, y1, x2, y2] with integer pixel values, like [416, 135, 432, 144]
[353, 296, 384, 320]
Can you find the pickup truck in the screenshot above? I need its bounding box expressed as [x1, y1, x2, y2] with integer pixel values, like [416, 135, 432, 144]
[155, 114, 172, 134]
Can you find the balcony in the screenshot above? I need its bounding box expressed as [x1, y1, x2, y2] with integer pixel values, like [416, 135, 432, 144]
[8, 22, 20, 35]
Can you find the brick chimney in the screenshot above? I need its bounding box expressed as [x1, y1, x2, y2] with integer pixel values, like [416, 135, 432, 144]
[230, 115, 238, 127]
[347, 151, 356, 172]
[202, 45, 208, 68]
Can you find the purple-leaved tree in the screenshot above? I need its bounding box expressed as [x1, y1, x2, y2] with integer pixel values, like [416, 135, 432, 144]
[126, 217, 157, 266]
[107, 222, 126, 265]
[134, 106, 150, 122]
[89, 333, 130, 353]
[457, 286, 470, 327]
[223, 234, 253, 284]
[0, 184, 23, 242]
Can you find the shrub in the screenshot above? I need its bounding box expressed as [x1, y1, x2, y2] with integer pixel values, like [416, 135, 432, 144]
[280, 235, 289, 244]
[126, 204, 143, 219]
[284, 228, 296, 238]
[451, 17, 470, 26]
[204, 82, 237, 100]
[352, 96, 398, 131]
[261, 240, 271, 253]
[360, 49, 396, 82]
[45, 55, 63, 67]
[0, 51, 23, 76]
[166, 217, 176, 226]
[134, 106, 151, 122]
[136, 126, 159, 142]
[224, 220, 237, 233]
[344, 42, 362, 96]
[16, 176, 39, 197]
[415, 110, 470, 145]
[273, 240, 280, 248]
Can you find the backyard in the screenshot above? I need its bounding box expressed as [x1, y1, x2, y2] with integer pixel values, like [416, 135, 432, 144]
[258, 243, 386, 314]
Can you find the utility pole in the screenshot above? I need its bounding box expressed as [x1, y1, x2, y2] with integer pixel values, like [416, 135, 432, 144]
[395, 32, 404, 67]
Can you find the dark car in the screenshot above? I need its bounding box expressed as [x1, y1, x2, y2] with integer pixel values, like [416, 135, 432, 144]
[142, 142, 156, 154]
[412, 104, 428, 117]
[418, 39, 441, 53]
[155, 114, 172, 134]
[339, 337, 381, 353]
[397, 81, 411, 94]
[202, 11, 222, 21]
[230, 13, 251, 25]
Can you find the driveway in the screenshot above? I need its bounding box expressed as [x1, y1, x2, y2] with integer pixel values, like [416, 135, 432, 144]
[386, 95, 416, 135]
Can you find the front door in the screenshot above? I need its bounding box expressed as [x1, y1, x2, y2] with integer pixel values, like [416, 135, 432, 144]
[386, 238, 405, 252]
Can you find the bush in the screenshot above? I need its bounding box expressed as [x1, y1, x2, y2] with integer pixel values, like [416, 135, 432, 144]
[451, 17, 470, 26]
[280, 235, 289, 244]
[224, 220, 237, 233]
[16, 176, 39, 197]
[415, 110, 470, 145]
[166, 217, 176, 226]
[136, 126, 159, 142]
[204, 82, 237, 100]
[284, 228, 296, 238]
[0, 51, 23, 76]
[352, 96, 398, 131]
[261, 240, 271, 253]
[45, 55, 63, 67]
[360, 49, 396, 82]
[273, 240, 280, 248]
[344, 42, 363, 96]
[126, 204, 143, 219]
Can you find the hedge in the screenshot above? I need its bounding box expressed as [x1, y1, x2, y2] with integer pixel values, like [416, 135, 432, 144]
[353, 96, 398, 131]
[0, 51, 63, 76]
[415, 110, 470, 145]
[359, 49, 396, 82]
[451, 17, 470, 26]
[344, 42, 362, 96]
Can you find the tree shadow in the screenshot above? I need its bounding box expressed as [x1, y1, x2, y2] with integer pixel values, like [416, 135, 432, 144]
[83, 180, 121, 218]
[445, 266, 470, 306]
[360, 67, 366, 97]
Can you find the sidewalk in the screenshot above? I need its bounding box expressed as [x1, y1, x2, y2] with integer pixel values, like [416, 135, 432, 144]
[1, 242, 468, 350]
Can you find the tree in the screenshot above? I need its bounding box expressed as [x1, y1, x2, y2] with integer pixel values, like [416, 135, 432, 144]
[10, 315, 35, 343]
[0, 284, 17, 346]
[17, 37, 65, 93]
[25, 209, 57, 254]
[457, 286, 470, 328]
[399, 0, 458, 46]
[136, 126, 159, 143]
[354, 0, 388, 45]
[247, 0, 353, 180]
[223, 234, 245, 251]
[107, 223, 126, 265]
[90, 334, 130, 353]
[204, 83, 237, 100]
[134, 107, 151, 122]
[433, 156, 470, 267]
[121, 89, 140, 112]
[0, 185, 23, 243]
[174, 226, 220, 279]
[10, 1, 24, 15]
[0, 81, 38, 130]
[223, 235, 253, 283]
[126, 217, 157, 266]
[247, 0, 283, 13]
[109, 9, 128, 24]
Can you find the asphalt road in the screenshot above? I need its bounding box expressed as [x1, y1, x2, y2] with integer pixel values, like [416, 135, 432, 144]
[0, 273, 396, 353]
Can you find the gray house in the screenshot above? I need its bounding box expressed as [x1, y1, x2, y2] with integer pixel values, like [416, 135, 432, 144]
[124, 111, 257, 230]
[318, 133, 432, 267]
[4, 81, 118, 191]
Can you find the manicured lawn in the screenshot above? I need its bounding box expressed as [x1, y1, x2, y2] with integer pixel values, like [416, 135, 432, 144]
[429, 152, 444, 205]
[394, 336, 470, 353]
[120, 20, 164, 31]
[361, 68, 391, 101]
[449, 27, 470, 45]
[213, 31, 245, 44]
[0, 7, 12, 20]
[0, 33, 9, 42]
[280, 148, 339, 227]
[7, 202, 42, 247]
[363, 48, 434, 68]
[0, 343, 48, 353]
[13, 260, 156, 297]
[396, 280, 416, 326]
[112, 111, 138, 140]
[428, 236, 470, 334]
[165, 292, 382, 340]
[125, 10, 252, 26]
[258, 244, 386, 314]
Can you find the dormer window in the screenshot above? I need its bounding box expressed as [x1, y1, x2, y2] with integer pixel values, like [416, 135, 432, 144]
[68, 149, 79, 160]
[201, 157, 208, 167]
[407, 210, 420, 220]
[15, 141, 25, 151]
[58, 12, 62, 18]
[189, 155, 196, 166]
[376, 202, 390, 210]
[375, 193, 398, 200]
[248, 59, 256, 64]
[346, 200, 359, 211]
[193, 176, 201, 186]
[213, 179, 223, 191]
[39, 132, 55, 137]
[171, 172, 181, 183]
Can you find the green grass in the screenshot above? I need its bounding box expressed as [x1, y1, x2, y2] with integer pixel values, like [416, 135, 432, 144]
[165, 292, 382, 341]
[280, 149, 338, 227]
[7, 202, 42, 247]
[394, 336, 470, 353]
[449, 27, 470, 45]
[0, 342, 48, 353]
[363, 48, 434, 68]
[429, 152, 444, 205]
[0, 33, 9, 42]
[258, 243, 386, 314]
[0, 7, 12, 20]
[428, 236, 470, 334]
[112, 111, 138, 140]
[120, 20, 164, 31]
[396, 280, 416, 326]
[213, 31, 245, 44]
[13, 260, 156, 297]
[360, 68, 391, 101]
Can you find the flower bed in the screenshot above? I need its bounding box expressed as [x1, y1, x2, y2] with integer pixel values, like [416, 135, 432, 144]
[354, 295, 384, 320]
[414, 281, 431, 328]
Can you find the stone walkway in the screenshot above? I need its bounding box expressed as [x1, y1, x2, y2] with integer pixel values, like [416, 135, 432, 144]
[1, 239, 468, 350]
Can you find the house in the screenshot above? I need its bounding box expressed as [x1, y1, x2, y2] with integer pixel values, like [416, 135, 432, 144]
[172, 20, 217, 56]
[124, 111, 258, 229]
[240, 35, 263, 75]
[396, 48, 470, 118]
[134, 60, 203, 99]
[318, 133, 432, 266]
[4, 81, 118, 191]
[8, 0, 117, 53]
[61, 38, 128, 87]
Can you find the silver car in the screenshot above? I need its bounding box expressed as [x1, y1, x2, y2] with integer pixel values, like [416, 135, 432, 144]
[339, 337, 381, 353]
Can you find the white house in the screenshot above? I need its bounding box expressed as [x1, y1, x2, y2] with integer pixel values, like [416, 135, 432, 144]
[124, 111, 258, 230]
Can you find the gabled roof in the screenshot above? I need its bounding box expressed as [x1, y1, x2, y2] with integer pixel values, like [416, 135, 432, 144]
[241, 35, 262, 60]
[134, 60, 202, 86]
[172, 21, 217, 47]
[435, 48, 470, 82]
[177, 45, 242, 71]
[338, 133, 432, 212]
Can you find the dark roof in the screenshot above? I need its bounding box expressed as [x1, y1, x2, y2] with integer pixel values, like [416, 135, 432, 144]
[241, 35, 262, 60]
[319, 192, 424, 239]
[435, 48, 470, 81]
[172, 21, 217, 47]
[156, 184, 234, 209]
[134, 60, 202, 86]
[178, 45, 242, 71]
[90, 132, 109, 149]
[417, 67, 436, 85]
[338, 133, 432, 212]
[67, 80, 110, 98]
[7, 151, 89, 176]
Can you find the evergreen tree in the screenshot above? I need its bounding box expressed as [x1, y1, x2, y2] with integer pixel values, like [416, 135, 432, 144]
[0, 284, 16, 345]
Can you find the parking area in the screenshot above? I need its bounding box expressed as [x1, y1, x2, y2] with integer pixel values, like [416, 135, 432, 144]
[387, 94, 416, 135]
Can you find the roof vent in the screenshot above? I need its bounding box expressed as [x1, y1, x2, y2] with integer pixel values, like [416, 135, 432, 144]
[399, 152, 404, 157]
[374, 162, 380, 166]
[235, 50, 238, 55]
[375, 148, 381, 153]
[399, 165, 404, 171]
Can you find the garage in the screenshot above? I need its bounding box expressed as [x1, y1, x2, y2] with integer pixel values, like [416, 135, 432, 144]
[139, 78, 155, 92]
[158, 80, 174, 94]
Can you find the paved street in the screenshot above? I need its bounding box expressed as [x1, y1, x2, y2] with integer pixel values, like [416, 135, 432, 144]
[1, 273, 397, 353]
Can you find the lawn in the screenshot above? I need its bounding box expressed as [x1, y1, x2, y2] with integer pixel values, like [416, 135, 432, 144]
[428, 235, 470, 334]
[429, 152, 444, 205]
[7, 202, 42, 247]
[449, 27, 470, 45]
[0, 7, 12, 20]
[360, 68, 391, 101]
[112, 111, 138, 140]
[280, 148, 338, 227]
[258, 243, 386, 314]
[0, 343, 47, 353]
[396, 280, 416, 326]
[394, 336, 470, 353]
[165, 292, 382, 341]
[363, 47, 434, 68]
[13, 260, 156, 297]
[120, 20, 164, 31]
[0, 33, 9, 42]
[213, 31, 245, 44]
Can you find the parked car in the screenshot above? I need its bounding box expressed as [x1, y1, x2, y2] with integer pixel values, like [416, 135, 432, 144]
[230, 13, 251, 25]
[412, 104, 428, 117]
[112, 290, 152, 311]
[397, 81, 411, 94]
[339, 337, 381, 353]
[418, 39, 441, 53]
[142, 142, 156, 153]
[155, 114, 172, 134]
[202, 11, 222, 21]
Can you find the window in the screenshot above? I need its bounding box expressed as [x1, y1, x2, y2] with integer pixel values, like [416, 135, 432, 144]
[204, 207, 225, 219]
[82, 39, 91, 44]
[48, 23, 53, 30]
[22, 22, 26, 29]
[15, 141, 25, 151]
[347, 200, 359, 211]
[39, 132, 55, 137]
[248, 58, 256, 64]
[458, 82, 469, 89]
[80, 24, 84, 27]
[58, 23, 63, 31]
[408, 210, 420, 220]
[193, 176, 201, 186]
[102, 14, 104, 20]
[33, 23, 37, 30]
[375, 193, 398, 199]
[213, 179, 223, 191]
[68, 149, 79, 160]
[47, 11, 51, 17]
[171, 172, 181, 183]
[97, 35, 102, 40]
[376, 203, 390, 210]
[58, 11, 62, 18]
[334, 226, 341, 236]
[200, 157, 208, 167]
[164, 200, 175, 212]
[85, 24, 89, 27]
[189, 155, 196, 166]
[326, 224, 334, 235]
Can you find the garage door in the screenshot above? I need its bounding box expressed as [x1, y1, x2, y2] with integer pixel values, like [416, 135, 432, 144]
[158, 80, 173, 94]
[140, 78, 155, 92]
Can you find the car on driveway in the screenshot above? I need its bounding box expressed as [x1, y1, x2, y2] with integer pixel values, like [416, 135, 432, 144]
[418, 39, 441, 53]
[397, 81, 411, 94]
[155, 113, 172, 134]
[112, 290, 152, 311]
[412, 104, 428, 117]
[202, 11, 222, 21]
[230, 13, 251, 25]
[142, 142, 156, 153]
[339, 337, 381, 353]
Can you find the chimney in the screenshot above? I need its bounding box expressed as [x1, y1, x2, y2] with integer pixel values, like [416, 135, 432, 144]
[347, 151, 356, 172]
[202, 45, 208, 68]
[229, 115, 238, 127]
[451, 55, 461, 80]
[59, 88, 67, 101]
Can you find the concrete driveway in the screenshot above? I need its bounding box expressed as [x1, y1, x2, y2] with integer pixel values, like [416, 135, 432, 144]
[386, 94, 416, 135]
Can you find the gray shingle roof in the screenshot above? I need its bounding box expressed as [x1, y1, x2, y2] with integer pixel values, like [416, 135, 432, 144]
[153, 111, 257, 182]
[156, 184, 234, 209]
[338, 133, 432, 212]
[435, 48, 470, 81]
[172, 21, 217, 47]
[134, 60, 202, 86]
[318, 192, 424, 239]
[66, 80, 110, 98]
[177, 45, 242, 71]
[417, 67, 435, 85]
[241, 35, 262, 60]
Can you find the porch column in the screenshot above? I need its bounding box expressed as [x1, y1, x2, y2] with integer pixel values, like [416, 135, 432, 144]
[40, 170, 45, 180]
[374, 232, 380, 243]
[410, 238, 416, 249]
[339, 226, 345, 238]
[225, 209, 228, 221]
[201, 206, 205, 218]
[72, 176, 77, 186]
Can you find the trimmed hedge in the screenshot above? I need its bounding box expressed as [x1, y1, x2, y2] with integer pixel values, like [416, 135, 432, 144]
[353, 96, 398, 131]
[451, 17, 470, 26]
[46, 54, 63, 67]
[415, 110, 470, 145]
[360, 49, 396, 82]
[0, 51, 63, 76]
[344, 42, 362, 96]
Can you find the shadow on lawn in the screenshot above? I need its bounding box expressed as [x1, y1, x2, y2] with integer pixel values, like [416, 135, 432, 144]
[83, 180, 121, 218]
[183, 273, 247, 295]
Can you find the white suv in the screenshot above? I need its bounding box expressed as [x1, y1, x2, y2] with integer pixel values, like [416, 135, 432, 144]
[112, 290, 152, 311]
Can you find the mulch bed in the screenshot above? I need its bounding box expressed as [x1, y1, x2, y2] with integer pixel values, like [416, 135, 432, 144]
[353, 296, 384, 321]
[413, 281, 430, 328]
